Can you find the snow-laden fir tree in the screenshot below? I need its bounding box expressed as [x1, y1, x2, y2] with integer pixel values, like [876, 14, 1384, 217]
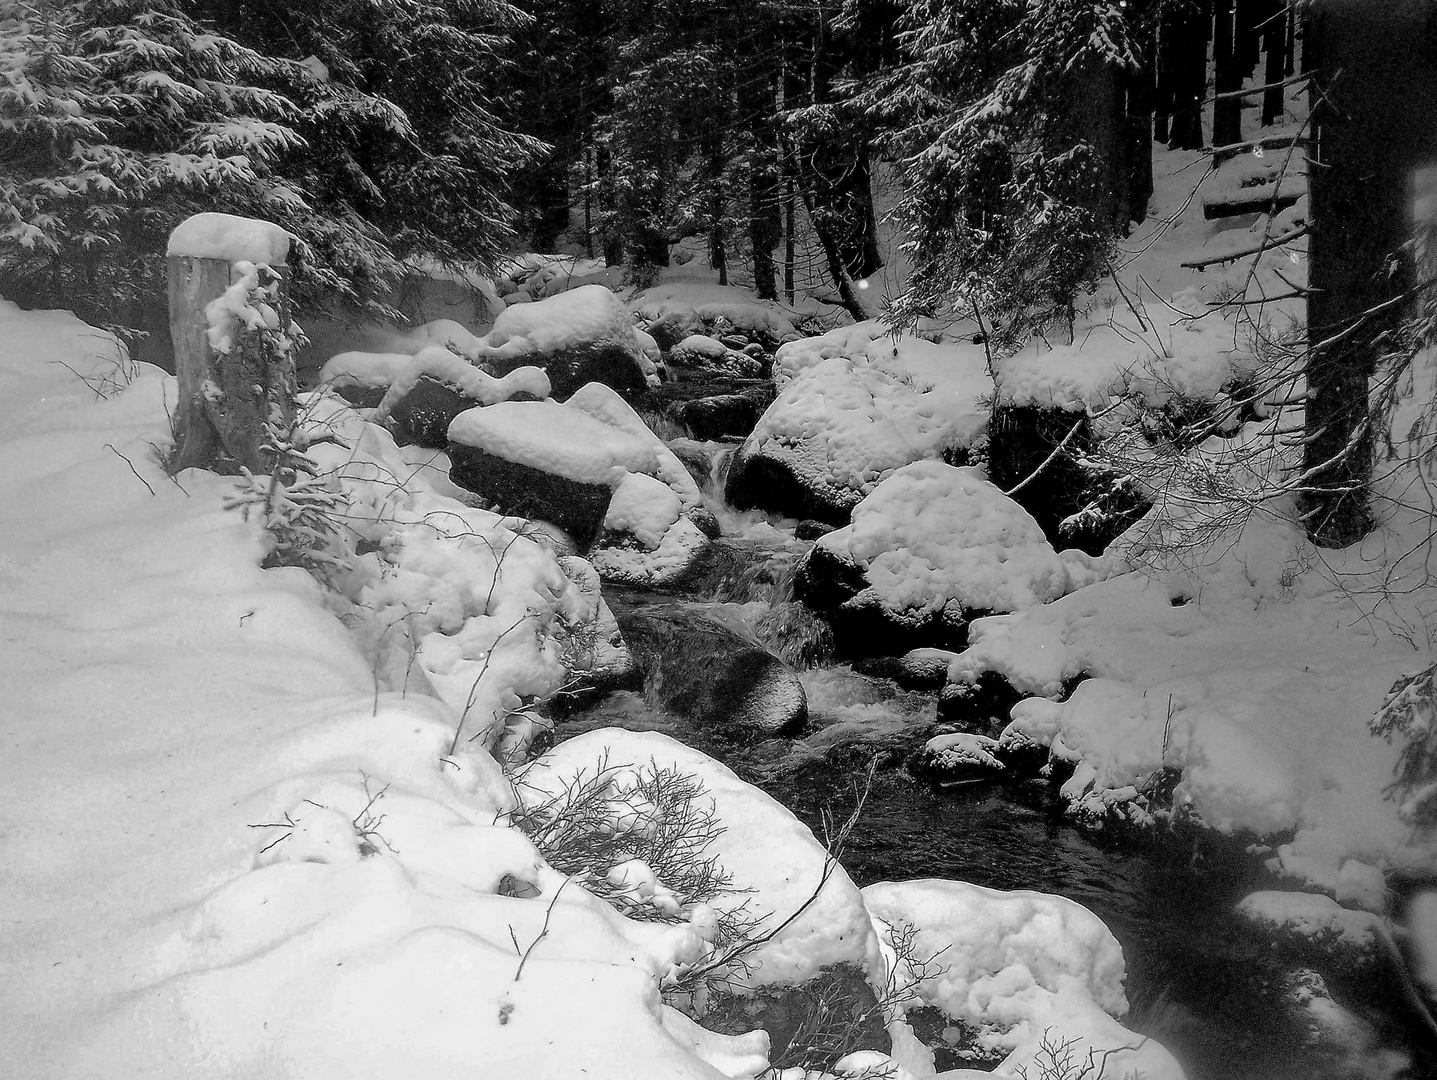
[868, 0, 1138, 350]
[0, 0, 303, 328]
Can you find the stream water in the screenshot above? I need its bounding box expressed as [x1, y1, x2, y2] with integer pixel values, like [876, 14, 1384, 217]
[556, 453, 1437, 1080]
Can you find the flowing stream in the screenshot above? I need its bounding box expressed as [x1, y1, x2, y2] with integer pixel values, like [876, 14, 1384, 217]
[555, 450, 1436, 1080]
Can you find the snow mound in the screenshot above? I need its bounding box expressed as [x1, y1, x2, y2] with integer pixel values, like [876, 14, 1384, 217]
[814, 461, 1070, 619]
[863, 879, 1184, 1080]
[1236, 891, 1383, 950]
[565, 382, 702, 509]
[168, 211, 291, 265]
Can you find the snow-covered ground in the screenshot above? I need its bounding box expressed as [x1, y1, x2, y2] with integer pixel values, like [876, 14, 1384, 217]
[0, 299, 1179, 1079]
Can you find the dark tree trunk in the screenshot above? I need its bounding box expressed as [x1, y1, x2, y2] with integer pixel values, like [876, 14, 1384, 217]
[741, 69, 781, 300]
[1162, 0, 1211, 149]
[1063, 56, 1129, 232]
[1300, 0, 1435, 547]
[1212, 0, 1244, 147]
[597, 146, 623, 266]
[1126, 0, 1159, 220]
[1262, 2, 1290, 126]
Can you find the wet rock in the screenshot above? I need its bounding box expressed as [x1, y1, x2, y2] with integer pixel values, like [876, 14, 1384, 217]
[672, 386, 774, 441]
[665, 439, 718, 490]
[385, 375, 481, 449]
[937, 671, 1026, 733]
[612, 602, 807, 739]
[447, 445, 613, 549]
[794, 519, 835, 541]
[702, 963, 890, 1071]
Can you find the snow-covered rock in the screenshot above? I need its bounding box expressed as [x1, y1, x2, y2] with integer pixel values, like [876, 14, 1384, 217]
[472, 284, 652, 398]
[725, 358, 975, 525]
[447, 391, 711, 583]
[632, 282, 799, 350]
[795, 462, 1070, 653]
[1235, 891, 1385, 974]
[864, 879, 1184, 1080]
[668, 334, 763, 380]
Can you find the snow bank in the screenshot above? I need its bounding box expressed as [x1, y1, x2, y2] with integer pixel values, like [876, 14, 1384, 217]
[863, 879, 1184, 1080]
[814, 462, 1070, 620]
[946, 527, 1429, 887]
[168, 211, 291, 265]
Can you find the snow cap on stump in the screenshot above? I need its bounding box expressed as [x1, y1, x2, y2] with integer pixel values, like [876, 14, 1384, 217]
[167, 212, 292, 266]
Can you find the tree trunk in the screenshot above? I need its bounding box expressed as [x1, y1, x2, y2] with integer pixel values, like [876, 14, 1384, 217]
[1162, 0, 1211, 149]
[169, 257, 294, 475]
[1300, 0, 1431, 547]
[1126, 0, 1159, 220]
[741, 68, 781, 300]
[1261, 2, 1290, 126]
[1212, 0, 1244, 148]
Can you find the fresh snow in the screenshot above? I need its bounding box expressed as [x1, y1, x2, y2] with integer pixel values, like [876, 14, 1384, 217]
[167, 210, 292, 265]
[475, 283, 645, 368]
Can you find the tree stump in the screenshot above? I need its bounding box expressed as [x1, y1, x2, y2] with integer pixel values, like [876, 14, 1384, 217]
[168, 255, 295, 474]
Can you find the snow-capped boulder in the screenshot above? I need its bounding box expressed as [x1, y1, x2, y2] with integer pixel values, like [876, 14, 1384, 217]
[472, 284, 652, 398]
[448, 399, 654, 547]
[862, 879, 1185, 1080]
[667, 334, 763, 380]
[374, 347, 550, 448]
[795, 461, 1070, 655]
[916, 732, 1007, 782]
[725, 358, 969, 525]
[447, 389, 712, 584]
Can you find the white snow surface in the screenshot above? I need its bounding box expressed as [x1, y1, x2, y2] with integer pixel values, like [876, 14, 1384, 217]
[604, 470, 683, 548]
[814, 462, 1070, 620]
[863, 880, 1184, 1080]
[0, 300, 780, 1080]
[565, 381, 702, 509]
[168, 211, 292, 265]
[738, 358, 977, 514]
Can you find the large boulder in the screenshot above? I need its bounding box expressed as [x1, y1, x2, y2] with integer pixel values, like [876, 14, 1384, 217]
[724, 358, 970, 525]
[471, 284, 654, 398]
[447, 387, 712, 584]
[632, 282, 800, 351]
[448, 398, 658, 547]
[795, 461, 1070, 655]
